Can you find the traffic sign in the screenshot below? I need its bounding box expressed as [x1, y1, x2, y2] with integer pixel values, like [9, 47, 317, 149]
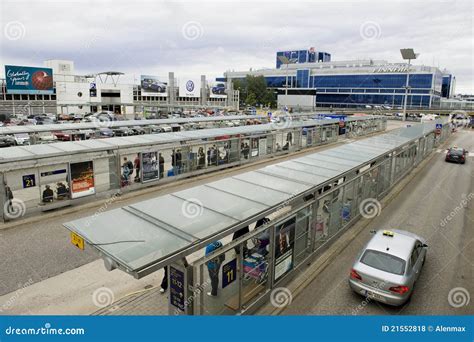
[436, 123, 442, 129]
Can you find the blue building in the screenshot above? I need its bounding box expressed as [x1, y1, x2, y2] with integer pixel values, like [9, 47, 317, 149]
[223, 50, 453, 109]
[276, 48, 331, 68]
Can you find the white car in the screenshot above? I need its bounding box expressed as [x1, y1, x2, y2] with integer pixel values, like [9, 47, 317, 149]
[13, 133, 30, 145]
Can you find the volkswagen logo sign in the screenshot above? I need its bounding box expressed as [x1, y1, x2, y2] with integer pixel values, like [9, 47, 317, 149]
[186, 80, 194, 92]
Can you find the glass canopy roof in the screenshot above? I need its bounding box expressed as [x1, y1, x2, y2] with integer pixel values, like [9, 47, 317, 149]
[0, 118, 346, 164]
[64, 122, 436, 278]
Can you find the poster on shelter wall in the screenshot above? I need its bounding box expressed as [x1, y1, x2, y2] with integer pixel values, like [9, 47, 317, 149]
[70, 161, 95, 199]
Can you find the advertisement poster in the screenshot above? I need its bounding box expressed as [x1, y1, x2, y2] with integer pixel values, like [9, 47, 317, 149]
[5, 65, 54, 94]
[259, 138, 267, 156]
[274, 216, 296, 282]
[179, 77, 201, 97]
[141, 151, 159, 182]
[209, 81, 227, 98]
[70, 161, 95, 199]
[140, 75, 167, 95]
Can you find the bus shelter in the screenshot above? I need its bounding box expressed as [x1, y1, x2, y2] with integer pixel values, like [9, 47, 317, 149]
[62, 120, 449, 315]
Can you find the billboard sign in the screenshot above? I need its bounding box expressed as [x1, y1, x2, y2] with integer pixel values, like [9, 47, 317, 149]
[70, 161, 95, 199]
[274, 216, 296, 282]
[209, 81, 227, 98]
[140, 75, 167, 96]
[179, 78, 201, 97]
[141, 151, 159, 182]
[5, 65, 54, 94]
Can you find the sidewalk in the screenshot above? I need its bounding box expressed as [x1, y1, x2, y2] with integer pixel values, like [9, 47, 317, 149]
[93, 287, 168, 316]
[0, 260, 164, 315]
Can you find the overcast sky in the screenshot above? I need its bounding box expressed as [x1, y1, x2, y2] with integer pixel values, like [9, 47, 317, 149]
[1, 0, 472, 93]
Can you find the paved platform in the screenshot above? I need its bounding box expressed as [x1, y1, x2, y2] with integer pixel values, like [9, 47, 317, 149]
[93, 287, 168, 316]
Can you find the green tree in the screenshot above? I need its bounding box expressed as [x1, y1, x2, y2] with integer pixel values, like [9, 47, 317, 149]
[246, 92, 257, 106]
[232, 74, 276, 108]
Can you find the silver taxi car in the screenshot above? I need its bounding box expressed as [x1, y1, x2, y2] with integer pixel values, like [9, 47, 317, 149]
[349, 229, 428, 306]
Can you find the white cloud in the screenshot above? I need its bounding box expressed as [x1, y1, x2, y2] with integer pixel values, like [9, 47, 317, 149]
[0, 0, 472, 93]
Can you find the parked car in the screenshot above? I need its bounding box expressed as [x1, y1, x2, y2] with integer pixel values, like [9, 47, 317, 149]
[445, 147, 468, 164]
[0, 135, 16, 147]
[10, 133, 28, 145]
[112, 127, 133, 137]
[349, 229, 427, 306]
[131, 126, 146, 135]
[98, 128, 114, 138]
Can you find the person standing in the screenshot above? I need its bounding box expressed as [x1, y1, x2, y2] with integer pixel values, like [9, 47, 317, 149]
[205, 241, 225, 297]
[286, 131, 293, 146]
[232, 226, 250, 256]
[5, 185, 13, 214]
[159, 153, 164, 179]
[134, 155, 141, 182]
[176, 149, 182, 174]
[122, 157, 133, 184]
[197, 147, 205, 169]
[160, 257, 189, 294]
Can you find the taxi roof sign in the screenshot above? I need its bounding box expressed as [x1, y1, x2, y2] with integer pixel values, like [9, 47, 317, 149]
[382, 230, 394, 237]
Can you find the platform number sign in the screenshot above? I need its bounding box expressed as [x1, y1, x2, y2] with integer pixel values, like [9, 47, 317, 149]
[22, 174, 36, 188]
[170, 266, 185, 311]
[222, 258, 237, 288]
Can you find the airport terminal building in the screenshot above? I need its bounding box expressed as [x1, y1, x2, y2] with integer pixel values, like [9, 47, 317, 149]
[223, 49, 456, 110]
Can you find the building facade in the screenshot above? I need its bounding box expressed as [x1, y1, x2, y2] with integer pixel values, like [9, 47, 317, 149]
[1, 60, 238, 118]
[224, 50, 454, 109]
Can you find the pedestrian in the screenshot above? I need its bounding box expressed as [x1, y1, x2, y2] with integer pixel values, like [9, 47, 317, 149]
[42, 185, 54, 203]
[198, 147, 205, 169]
[286, 131, 293, 146]
[232, 226, 250, 256]
[5, 185, 13, 213]
[122, 157, 133, 184]
[205, 241, 225, 297]
[134, 155, 141, 182]
[176, 149, 182, 174]
[207, 147, 211, 165]
[159, 153, 164, 178]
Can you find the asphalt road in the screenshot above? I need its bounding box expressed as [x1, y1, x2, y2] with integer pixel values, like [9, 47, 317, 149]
[282, 129, 473, 315]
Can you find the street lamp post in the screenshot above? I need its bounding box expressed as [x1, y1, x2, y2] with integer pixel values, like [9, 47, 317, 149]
[277, 56, 294, 110]
[400, 48, 419, 122]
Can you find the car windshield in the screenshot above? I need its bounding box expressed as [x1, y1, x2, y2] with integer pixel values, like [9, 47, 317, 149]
[360, 249, 406, 275]
[449, 148, 463, 156]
